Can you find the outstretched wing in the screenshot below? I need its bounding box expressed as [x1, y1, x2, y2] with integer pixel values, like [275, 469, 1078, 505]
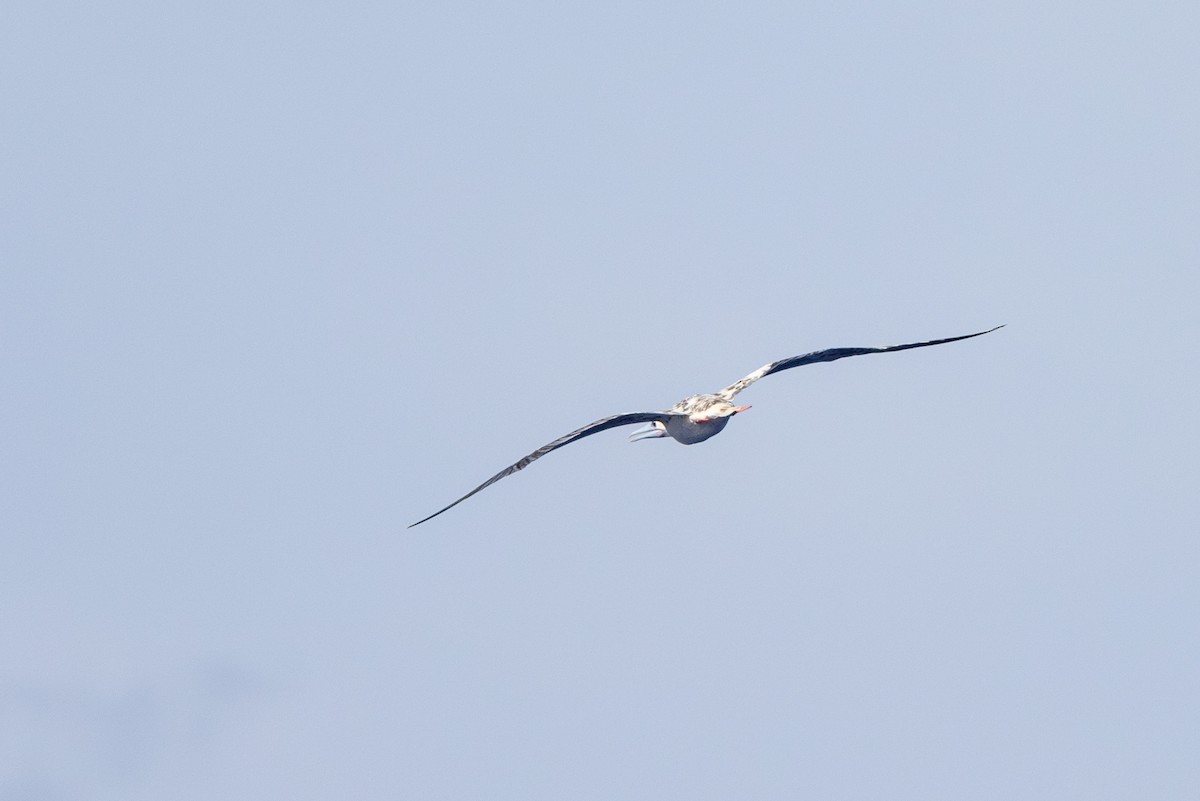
[409, 411, 674, 528]
[718, 325, 1004, 399]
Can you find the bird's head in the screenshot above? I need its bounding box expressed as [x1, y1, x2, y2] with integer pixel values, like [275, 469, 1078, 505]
[695, 401, 751, 422]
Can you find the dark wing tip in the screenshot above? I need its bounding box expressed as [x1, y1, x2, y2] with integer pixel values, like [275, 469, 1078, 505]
[408, 504, 460, 528]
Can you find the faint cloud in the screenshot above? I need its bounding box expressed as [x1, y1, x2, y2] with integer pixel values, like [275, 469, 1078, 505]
[194, 660, 266, 707]
[0, 774, 71, 801]
[0, 660, 270, 800]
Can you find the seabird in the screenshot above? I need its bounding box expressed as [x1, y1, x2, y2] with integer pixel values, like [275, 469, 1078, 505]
[410, 325, 1003, 527]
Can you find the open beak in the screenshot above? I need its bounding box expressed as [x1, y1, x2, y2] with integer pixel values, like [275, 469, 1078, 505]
[628, 422, 667, 442]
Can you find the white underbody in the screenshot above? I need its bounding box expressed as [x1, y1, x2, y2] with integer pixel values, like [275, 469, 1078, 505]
[629, 393, 745, 445]
[665, 415, 730, 444]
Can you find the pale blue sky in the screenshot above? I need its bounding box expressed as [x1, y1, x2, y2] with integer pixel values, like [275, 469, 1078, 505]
[3, 2, 1198, 799]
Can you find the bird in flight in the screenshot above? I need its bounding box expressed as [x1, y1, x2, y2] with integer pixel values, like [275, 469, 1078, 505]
[410, 325, 1003, 527]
